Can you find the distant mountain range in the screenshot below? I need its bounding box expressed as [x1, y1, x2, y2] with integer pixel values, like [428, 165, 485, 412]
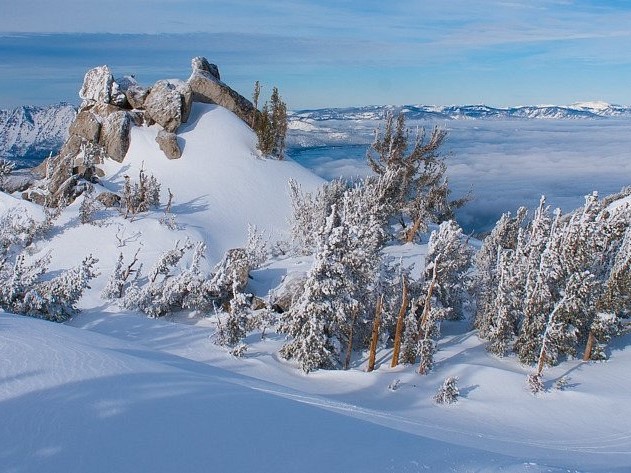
[0, 103, 76, 166]
[2, 101, 631, 164]
[290, 101, 631, 121]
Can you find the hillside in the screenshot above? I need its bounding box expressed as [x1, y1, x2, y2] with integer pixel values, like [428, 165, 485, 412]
[1, 61, 630, 473]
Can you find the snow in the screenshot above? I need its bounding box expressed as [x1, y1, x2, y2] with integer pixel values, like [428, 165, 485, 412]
[2, 103, 631, 472]
[100, 102, 323, 263]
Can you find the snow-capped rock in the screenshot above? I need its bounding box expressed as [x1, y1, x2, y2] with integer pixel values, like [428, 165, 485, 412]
[79, 65, 115, 107]
[188, 59, 257, 126]
[144, 80, 184, 133]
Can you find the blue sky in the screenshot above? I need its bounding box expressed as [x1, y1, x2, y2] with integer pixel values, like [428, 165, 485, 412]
[1, 0, 631, 109]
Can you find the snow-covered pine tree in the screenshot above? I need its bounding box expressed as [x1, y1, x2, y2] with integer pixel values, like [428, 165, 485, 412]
[366, 112, 466, 242]
[486, 249, 520, 356]
[434, 376, 459, 404]
[474, 207, 527, 337]
[279, 204, 347, 372]
[287, 178, 348, 255]
[122, 166, 161, 219]
[280, 188, 385, 372]
[535, 271, 598, 369]
[514, 200, 559, 364]
[244, 224, 268, 269]
[0, 158, 16, 189]
[400, 297, 421, 365]
[0, 251, 51, 314]
[121, 240, 196, 317]
[33, 255, 99, 322]
[0, 252, 98, 322]
[79, 183, 99, 224]
[424, 220, 473, 320]
[218, 273, 252, 349]
[598, 225, 631, 319]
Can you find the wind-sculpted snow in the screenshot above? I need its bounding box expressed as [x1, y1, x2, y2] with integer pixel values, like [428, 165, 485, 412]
[0, 314, 563, 473]
[3, 313, 630, 472]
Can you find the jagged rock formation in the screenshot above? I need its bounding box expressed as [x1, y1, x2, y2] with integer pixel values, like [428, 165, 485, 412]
[22, 57, 257, 206]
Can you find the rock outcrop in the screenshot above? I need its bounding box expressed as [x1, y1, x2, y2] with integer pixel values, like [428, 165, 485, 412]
[188, 57, 258, 126]
[24, 57, 256, 206]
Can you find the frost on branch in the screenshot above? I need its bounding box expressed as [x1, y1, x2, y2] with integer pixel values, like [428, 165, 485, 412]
[0, 252, 99, 322]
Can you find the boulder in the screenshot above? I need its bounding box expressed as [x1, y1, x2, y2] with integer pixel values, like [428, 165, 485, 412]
[115, 75, 138, 92]
[69, 110, 101, 142]
[0, 173, 35, 194]
[99, 111, 131, 163]
[95, 191, 121, 208]
[191, 56, 220, 81]
[109, 80, 129, 108]
[270, 271, 308, 313]
[125, 85, 150, 110]
[155, 130, 182, 160]
[144, 80, 182, 133]
[79, 65, 114, 106]
[188, 65, 257, 126]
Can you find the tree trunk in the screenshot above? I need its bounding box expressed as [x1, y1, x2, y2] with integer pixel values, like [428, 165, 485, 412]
[404, 216, 423, 243]
[418, 259, 439, 375]
[536, 299, 564, 376]
[343, 309, 358, 370]
[582, 331, 596, 361]
[367, 295, 384, 372]
[419, 258, 439, 336]
[391, 276, 408, 368]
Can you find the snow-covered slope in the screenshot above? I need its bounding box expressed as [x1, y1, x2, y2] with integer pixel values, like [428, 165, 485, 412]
[5, 306, 631, 472]
[3, 100, 631, 473]
[97, 102, 323, 262]
[0, 103, 76, 164]
[0, 314, 488, 473]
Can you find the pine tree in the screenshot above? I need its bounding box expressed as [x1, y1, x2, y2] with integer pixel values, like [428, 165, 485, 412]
[434, 376, 459, 404]
[474, 207, 527, 337]
[514, 200, 558, 364]
[425, 220, 473, 320]
[366, 112, 467, 242]
[279, 205, 349, 372]
[254, 85, 287, 159]
[280, 189, 385, 372]
[486, 250, 520, 356]
[217, 274, 251, 348]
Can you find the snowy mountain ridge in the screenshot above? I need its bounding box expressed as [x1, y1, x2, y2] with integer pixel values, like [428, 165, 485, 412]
[0, 103, 76, 165]
[290, 101, 631, 121]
